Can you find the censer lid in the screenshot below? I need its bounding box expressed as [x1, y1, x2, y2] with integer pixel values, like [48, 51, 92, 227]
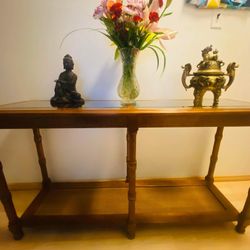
[193, 45, 225, 76]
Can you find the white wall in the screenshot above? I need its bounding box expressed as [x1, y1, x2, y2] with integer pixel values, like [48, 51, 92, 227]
[0, 0, 250, 183]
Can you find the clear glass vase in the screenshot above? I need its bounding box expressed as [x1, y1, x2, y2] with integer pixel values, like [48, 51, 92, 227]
[118, 47, 140, 105]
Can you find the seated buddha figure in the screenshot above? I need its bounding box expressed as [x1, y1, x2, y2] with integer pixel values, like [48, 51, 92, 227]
[50, 54, 85, 107]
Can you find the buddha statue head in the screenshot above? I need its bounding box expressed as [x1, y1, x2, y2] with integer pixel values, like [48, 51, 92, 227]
[63, 54, 74, 71]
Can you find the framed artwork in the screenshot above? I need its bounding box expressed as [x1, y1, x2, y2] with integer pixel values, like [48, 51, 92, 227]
[186, 0, 250, 9]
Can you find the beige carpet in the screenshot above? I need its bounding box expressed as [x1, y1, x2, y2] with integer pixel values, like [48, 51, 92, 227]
[0, 181, 250, 250]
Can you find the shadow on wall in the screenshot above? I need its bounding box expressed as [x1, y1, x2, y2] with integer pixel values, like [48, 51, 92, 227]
[136, 128, 214, 179]
[0, 130, 41, 183]
[87, 61, 120, 100]
[42, 128, 127, 181]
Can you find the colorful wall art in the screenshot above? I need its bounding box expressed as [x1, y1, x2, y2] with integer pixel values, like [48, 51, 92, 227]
[186, 0, 250, 9]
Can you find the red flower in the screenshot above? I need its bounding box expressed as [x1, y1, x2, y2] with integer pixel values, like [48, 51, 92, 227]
[133, 15, 143, 23]
[158, 0, 164, 8]
[149, 12, 159, 23]
[110, 3, 122, 20]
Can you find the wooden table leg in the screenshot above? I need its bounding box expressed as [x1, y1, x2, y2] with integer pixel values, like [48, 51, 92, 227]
[205, 127, 224, 184]
[126, 127, 138, 239]
[126, 132, 129, 183]
[33, 128, 51, 188]
[236, 188, 250, 233]
[0, 162, 23, 240]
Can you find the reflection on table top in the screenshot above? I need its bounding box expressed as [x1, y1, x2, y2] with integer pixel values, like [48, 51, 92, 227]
[1, 99, 250, 112]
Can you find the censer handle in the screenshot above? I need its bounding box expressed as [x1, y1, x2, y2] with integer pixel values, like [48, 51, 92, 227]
[181, 64, 193, 90]
[224, 62, 239, 91]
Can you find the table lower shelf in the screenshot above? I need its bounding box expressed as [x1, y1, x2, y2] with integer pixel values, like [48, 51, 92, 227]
[20, 179, 239, 227]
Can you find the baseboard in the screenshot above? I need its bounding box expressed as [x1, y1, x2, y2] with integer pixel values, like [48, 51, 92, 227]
[9, 182, 42, 191]
[8, 176, 250, 191]
[214, 175, 250, 182]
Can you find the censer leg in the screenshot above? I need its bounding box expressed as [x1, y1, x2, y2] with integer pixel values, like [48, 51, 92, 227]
[193, 89, 205, 107]
[213, 89, 222, 107]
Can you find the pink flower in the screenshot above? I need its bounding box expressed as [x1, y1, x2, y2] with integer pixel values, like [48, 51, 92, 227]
[93, 5, 105, 19]
[123, 6, 139, 16]
[123, 6, 144, 18]
[149, 0, 163, 12]
[142, 0, 164, 23]
[159, 29, 177, 40]
[123, 0, 146, 18]
[151, 24, 177, 40]
[93, 0, 109, 19]
[126, 0, 146, 10]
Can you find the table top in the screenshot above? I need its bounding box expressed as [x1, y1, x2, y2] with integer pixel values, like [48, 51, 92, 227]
[1, 99, 250, 111]
[1, 99, 250, 128]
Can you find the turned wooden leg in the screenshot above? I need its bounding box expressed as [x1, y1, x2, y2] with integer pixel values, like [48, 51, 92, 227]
[33, 128, 51, 188]
[126, 127, 138, 239]
[0, 162, 23, 240]
[236, 188, 250, 234]
[126, 132, 130, 183]
[205, 127, 224, 184]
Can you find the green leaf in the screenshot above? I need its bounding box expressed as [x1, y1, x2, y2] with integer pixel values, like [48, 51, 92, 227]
[163, 12, 173, 17]
[137, 31, 150, 49]
[150, 45, 167, 74]
[97, 30, 113, 41]
[60, 27, 103, 48]
[141, 33, 158, 50]
[160, 0, 173, 19]
[148, 46, 160, 71]
[114, 48, 120, 60]
[98, 30, 123, 48]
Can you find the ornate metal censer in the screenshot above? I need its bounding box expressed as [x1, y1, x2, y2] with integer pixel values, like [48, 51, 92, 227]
[181, 45, 238, 107]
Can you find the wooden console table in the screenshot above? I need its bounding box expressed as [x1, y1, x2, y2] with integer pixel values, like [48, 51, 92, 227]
[0, 99, 250, 240]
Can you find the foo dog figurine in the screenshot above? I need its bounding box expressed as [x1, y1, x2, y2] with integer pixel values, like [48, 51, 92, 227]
[50, 54, 85, 107]
[182, 45, 238, 107]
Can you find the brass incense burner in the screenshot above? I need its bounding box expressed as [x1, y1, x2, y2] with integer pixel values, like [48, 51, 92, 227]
[182, 45, 238, 107]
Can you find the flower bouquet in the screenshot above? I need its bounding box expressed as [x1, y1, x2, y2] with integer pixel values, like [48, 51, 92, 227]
[93, 0, 176, 104]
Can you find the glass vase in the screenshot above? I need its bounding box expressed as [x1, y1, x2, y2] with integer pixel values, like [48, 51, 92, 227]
[118, 47, 140, 105]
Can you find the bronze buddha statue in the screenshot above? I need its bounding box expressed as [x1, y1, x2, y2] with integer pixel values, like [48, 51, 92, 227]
[50, 54, 85, 107]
